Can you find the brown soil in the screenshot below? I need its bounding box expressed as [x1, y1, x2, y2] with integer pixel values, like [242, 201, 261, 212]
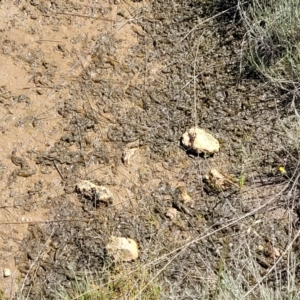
[0, 0, 147, 297]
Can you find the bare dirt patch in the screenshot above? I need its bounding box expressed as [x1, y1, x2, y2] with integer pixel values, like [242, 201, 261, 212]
[0, 0, 150, 297]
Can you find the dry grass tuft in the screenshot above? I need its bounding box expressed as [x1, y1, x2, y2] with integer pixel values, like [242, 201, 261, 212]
[55, 264, 162, 300]
[240, 0, 300, 92]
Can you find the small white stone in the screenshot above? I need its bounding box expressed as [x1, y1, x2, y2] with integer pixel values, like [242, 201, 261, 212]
[106, 236, 139, 262]
[3, 268, 11, 277]
[182, 126, 219, 154]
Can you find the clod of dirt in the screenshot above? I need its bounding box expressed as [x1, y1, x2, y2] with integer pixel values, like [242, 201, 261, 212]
[76, 180, 113, 206]
[3, 268, 11, 277]
[204, 169, 237, 190]
[176, 186, 192, 205]
[205, 169, 227, 190]
[106, 236, 139, 262]
[166, 207, 178, 220]
[181, 127, 219, 154]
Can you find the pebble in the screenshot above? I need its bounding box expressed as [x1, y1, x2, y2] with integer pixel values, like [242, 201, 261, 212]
[106, 236, 139, 262]
[3, 268, 11, 277]
[181, 127, 219, 154]
[76, 180, 113, 205]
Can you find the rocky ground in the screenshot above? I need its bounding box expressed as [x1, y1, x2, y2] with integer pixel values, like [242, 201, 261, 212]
[0, 0, 299, 299]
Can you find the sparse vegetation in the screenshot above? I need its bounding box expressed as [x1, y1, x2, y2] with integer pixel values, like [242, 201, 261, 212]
[56, 265, 162, 300]
[240, 0, 300, 92]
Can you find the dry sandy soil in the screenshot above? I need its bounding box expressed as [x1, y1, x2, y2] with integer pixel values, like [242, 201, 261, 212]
[0, 0, 299, 299]
[0, 0, 147, 297]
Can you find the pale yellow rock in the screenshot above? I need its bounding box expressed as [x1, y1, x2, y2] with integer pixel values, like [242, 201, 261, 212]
[176, 186, 192, 204]
[182, 127, 219, 154]
[76, 180, 113, 204]
[106, 236, 139, 262]
[272, 247, 281, 258]
[3, 268, 11, 277]
[205, 169, 238, 190]
[207, 169, 227, 187]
